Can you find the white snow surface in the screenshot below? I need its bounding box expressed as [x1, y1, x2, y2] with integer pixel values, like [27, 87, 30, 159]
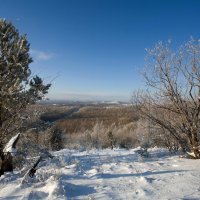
[1, 148, 200, 199]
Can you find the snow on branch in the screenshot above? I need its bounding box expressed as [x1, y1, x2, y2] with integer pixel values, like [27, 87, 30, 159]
[3, 133, 20, 156]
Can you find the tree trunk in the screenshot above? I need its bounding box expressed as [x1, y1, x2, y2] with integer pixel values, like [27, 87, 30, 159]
[179, 138, 189, 153]
[191, 128, 200, 158]
[0, 153, 13, 174]
[110, 140, 114, 149]
[0, 129, 20, 176]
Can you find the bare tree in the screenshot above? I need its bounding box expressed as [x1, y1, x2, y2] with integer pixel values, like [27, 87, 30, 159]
[134, 39, 200, 158]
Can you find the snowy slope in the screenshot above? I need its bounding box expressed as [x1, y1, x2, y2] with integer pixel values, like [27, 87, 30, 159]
[0, 148, 200, 199]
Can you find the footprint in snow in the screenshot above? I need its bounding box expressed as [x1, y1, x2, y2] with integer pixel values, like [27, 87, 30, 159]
[172, 164, 179, 167]
[138, 176, 156, 184]
[86, 169, 99, 177]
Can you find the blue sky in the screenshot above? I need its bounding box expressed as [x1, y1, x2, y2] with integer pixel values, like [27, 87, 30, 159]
[1, 0, 200, 101]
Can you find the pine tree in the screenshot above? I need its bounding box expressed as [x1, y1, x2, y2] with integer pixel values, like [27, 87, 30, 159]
[0, 19, 51, 172]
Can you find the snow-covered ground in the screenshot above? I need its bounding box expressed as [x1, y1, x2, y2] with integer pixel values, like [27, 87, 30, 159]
[1, 148, 200, 200]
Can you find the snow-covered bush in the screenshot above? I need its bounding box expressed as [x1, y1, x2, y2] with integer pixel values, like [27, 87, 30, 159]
[62, 121, 141, 150]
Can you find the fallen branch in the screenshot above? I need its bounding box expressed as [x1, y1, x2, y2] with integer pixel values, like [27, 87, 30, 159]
[21, 152, 53, 184]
